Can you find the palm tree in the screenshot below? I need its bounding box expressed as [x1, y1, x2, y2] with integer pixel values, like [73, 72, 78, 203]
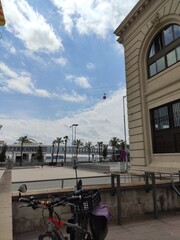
[109, 137, 120, 162]
[102, 144, 108, 160]
[0, 143, 7, 164]
[73, 139, 83, 157]
[96, 141, 103, 161]
[17, 135, 35, 166]
[54, 137, 64, 164]
[84, 141, 93, 162]
[63, 136, 69, 163]
[36, 146, 43, 164]
[51, 140, 56, 163]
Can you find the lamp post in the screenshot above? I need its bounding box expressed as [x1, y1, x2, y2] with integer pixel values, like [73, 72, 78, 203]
[69, 124, 78, 155]
[70, 124, 79, 187]
[123, 96, 128, 172]
[73, 124, 78, 142]
[70, 125, 74, 146]
[70, 124, 78, 143]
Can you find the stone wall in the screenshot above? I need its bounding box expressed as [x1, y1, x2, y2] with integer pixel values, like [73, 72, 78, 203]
[13, 182, 180, 234]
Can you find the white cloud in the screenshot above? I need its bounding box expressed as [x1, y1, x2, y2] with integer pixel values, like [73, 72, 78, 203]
[59, 90, 87, 103]
[35, 89, 51, 98]
[0, 87, 128, 145]
[2, 0, 63, 52]
[66, 74, 91, 89]
[75, 76, 91, 89]
[1, 40, 17, 55]
[0, 62, 51, 97]
[51, 0, 138, 38]
[52, 57, 68, 67]
[23, 50, 48, 66]
[0, 63, 89, 103]
[87, 62, 95, 70]
[10, 46, 16, 54]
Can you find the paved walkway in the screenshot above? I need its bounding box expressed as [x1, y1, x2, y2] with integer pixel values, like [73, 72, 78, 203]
[8, 165, 110, 183]
[14, 214, 180, 240]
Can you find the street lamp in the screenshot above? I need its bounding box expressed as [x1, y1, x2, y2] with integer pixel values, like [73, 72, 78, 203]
[123, 95, 128, 172]
[70, 125, 74, 146]
[70, 124, 79, 186]
[70, 124, 78, 156]
[73, 124, 78, 142]
[69, 124, 78, 145]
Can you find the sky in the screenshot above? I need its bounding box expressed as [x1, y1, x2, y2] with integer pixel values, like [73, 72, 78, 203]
[0, 0, 138, 145]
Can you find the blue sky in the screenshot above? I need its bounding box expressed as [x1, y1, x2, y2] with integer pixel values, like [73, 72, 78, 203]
[0, 0, 138, 145]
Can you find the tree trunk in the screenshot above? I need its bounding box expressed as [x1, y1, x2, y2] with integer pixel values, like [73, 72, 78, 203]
[56, 143, 60, 164]
[20, 143, 23, 166]
[64, 142, 67, 163]
[88, 151, 91, 162]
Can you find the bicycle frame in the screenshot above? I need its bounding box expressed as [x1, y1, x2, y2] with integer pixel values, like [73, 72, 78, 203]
[44, 217, 65, 240]
[41, 216, 87, 240]
[39, 201, 81, 240]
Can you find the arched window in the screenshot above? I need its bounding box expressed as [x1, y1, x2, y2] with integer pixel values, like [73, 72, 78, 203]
[147, 24, 180, 78]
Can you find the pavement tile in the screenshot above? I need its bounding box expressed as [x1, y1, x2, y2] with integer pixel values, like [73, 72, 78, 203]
[13, 215, 180, 240]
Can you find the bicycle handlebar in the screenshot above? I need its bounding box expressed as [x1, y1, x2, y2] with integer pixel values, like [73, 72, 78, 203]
[19, 195, 82, 210]
[19, 197, 43, 204]
[19, 189, 99, 211]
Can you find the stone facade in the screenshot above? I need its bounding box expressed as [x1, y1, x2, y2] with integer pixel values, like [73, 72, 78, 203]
[114, 0, 180, 172]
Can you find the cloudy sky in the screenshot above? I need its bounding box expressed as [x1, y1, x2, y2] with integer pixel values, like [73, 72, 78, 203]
[0, 0, 138, 145]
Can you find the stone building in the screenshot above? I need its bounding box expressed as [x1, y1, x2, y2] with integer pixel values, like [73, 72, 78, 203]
[114, 0, 180, 172]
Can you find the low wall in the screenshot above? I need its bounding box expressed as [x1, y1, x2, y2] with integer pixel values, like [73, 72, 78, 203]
[0, 170, 13, 240]
[13, 182, 180, 234]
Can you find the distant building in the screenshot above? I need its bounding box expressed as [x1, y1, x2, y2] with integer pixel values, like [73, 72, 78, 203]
[0, 142, 105, 163]
[114, 0, 180, 172]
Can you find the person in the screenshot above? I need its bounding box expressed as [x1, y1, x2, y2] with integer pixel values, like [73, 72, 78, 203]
[120, 147, 126, 162]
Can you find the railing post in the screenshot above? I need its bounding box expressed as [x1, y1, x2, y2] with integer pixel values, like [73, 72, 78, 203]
[61, 179, 64, 189]
[151, 172, 158, 219]
[117, 174, 122, 225]
[111, 174, 115, 196]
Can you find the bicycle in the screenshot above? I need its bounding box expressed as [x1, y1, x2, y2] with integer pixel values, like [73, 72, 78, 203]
[18, 154, 111, 240]
[69, 179, 111, 240]
[19, 191, 93, 240]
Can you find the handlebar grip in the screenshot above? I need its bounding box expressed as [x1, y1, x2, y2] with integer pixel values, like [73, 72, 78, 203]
[70, 195, 81, 201]
[54, 196, 81, 206]
[74, 189, 84, 196]
[19, 197, 30, 203]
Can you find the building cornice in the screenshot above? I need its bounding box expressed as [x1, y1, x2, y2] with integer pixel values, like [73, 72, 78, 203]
[114, 0, 151, 43]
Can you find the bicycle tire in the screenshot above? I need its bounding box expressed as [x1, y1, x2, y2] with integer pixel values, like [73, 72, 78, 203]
[69, 229, 93, 240]
[38, 233, 57, 240]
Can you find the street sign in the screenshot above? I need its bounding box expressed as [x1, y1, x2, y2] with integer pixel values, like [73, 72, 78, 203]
[0, 0, 5, 26]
